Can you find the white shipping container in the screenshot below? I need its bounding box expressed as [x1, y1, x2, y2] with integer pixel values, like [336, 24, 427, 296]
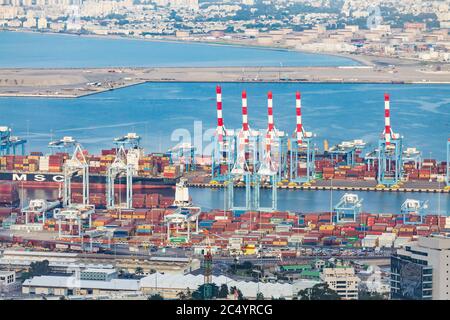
[215, 216, 229, 221]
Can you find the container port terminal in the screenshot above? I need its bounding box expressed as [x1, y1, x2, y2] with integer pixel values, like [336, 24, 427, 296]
[0, 85, 448, 300]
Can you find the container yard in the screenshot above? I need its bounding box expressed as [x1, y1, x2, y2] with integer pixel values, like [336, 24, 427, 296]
[1, 195, 449, 256]
[0, 86, 447, 268]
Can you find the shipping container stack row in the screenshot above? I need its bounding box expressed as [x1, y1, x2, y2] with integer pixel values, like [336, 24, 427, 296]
[404, 159, 447, 181]
[0, 150, 176, 178]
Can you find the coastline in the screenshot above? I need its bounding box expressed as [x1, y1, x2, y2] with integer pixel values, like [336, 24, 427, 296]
[0, 66, 449, 99]
[0, 28, 416, 68]
[0, 29, 448, 98]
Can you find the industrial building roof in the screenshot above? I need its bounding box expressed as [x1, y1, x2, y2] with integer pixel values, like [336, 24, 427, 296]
[23, 276, 140, 291]
[2, 250, 78, 258]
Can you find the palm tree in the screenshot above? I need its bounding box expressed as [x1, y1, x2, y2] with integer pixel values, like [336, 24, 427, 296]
[177, 291, 187, 300]
[185, 288, 192, 300]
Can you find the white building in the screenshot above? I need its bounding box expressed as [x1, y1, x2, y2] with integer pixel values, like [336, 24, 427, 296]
[320, 267, 360, 300]
[391, 235, 450, 300]
[22, 275, 140, 296]
[0, 270, 18, 293]
[140, 273, 307, 299]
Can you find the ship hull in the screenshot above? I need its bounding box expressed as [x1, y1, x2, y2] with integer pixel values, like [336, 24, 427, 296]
[0, 171, 177, 191]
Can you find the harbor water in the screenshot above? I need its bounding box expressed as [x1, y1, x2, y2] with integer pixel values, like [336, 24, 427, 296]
[0, 31, 359, 68]
[0, 82, 448, 159]
[17, 187, 450, 215]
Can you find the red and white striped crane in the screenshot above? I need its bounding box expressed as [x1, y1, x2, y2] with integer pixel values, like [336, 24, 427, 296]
[383, 93, 399, 145]
[215, 85, 226, 143]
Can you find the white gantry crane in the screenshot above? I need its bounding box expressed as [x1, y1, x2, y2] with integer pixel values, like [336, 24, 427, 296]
[49, 136, 77, 154]
[63, 143, 89, 207]
[401, 199, 429, 225]
[21, 199, 60, 225]
[106, 145, 133, 209]
[334, 193, 363, 224]
[53, 205, 95, 239]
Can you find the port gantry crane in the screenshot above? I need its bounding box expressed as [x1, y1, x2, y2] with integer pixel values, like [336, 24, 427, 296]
[402, 147, 422, 170]
[329, 140, 366, 167]
[164, 178, 201, 243]
[63, 143, 89, 207]
[253, 91, 280, 212]
[400, 199, 428, 225]
[211, 85, 236, 182]
[168, 142, 196, 173]
[227, 90, 273, 212]
[227, 133, 252, 211]
[289, 91, 315, 184]
[113, 132, 141, 150]
[21, 199, 60, 226]
[106, 145, 133, 209]
[263, 91, 288, 181]
[48, 136, 77, 154]
[0, 126, 26, 156]
[333, 193, 363, 224]
[377, 93, 403, 187]
[53, 205, 94, 239]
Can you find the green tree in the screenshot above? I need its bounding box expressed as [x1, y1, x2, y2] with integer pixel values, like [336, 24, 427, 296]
[297, 283, 341, 300]
[217, 284, 229, 298]
[192, 283, 219, 300]
[22, 260, 51, 281]
[256, 292, 264, 300]
[148, 294, 164, 300]
[358, 285, 387, 300]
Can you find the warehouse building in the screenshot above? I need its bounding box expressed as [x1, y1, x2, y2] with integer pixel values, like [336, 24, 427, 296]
[22, 268, 140, 296]
[391, 235, 450, 300]
[0, 250, 199, 275]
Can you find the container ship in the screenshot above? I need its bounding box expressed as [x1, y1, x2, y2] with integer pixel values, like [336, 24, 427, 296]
[0, 149, 179, 190]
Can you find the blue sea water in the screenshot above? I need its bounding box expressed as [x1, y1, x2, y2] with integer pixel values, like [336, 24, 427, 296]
[0, 82, 448, 160]
[0, 31, 359, 68]
[189, 188, 450, 215]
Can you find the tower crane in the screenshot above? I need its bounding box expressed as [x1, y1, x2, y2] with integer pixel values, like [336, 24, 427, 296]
[202, 229, 213, 300]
